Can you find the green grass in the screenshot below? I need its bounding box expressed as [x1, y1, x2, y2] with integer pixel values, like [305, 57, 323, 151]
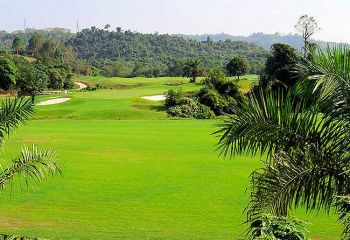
[0, 75, 342, 239]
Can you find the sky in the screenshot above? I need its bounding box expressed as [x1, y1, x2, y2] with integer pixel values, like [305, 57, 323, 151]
[1, 0, 350, 42]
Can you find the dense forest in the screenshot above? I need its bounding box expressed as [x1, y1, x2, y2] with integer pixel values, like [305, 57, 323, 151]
[0, 27, 269, 77]
[177, 32, 343, 51]
[67, 27, 268, 75]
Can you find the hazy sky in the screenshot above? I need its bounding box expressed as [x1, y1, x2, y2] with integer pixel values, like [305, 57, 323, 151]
[1, 0, 350, 42]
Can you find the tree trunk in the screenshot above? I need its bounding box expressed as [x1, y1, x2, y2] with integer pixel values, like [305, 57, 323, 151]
[31, 94, 35, 104]
[190, 76, 196, 83]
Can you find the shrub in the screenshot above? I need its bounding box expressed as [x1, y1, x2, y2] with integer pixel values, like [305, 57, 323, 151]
[165, 88, 185, 108]
[249, 215, 309, 240]
[197, 87, 228, 115]
[167, 97, 214, 119]
[196, 104, 216, 119]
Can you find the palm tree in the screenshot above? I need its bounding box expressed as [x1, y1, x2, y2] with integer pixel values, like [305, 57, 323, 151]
[215, 45, 350, 238]
[0, 97, 61, 188]
[182, 59, 202, 83]
[0, 97, 61, 238]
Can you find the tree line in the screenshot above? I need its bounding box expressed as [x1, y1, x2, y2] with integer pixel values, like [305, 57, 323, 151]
[0, 27, 269, 78]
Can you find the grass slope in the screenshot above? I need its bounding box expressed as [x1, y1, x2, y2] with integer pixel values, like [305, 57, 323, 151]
[0, 75, 341, 239]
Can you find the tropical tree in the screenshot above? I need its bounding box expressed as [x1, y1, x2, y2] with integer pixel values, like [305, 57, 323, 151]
[27, 34, 44, 56]
[215, 45, 350, 238]
[17, 63, 48, 103]
[12, 36, 25, 55]
[182, 59, 202, 83]
[0, 56, 17, 90]
[258, 44, 299, 91]
[226, 56, 250, 80]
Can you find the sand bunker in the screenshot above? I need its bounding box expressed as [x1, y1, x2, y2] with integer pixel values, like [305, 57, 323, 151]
[141, 95, 166, 101]
[75, 82, 88, 90]
[37, 98, 71, 106]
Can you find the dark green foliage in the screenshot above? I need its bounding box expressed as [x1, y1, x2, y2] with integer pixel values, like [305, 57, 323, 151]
[26, 34, 45, 56]
[66, 27, 268, 76]
[182, 59, 202, 83]
[17, 63, 49, 102]
[167, 97, 215, 119]
[335, 196, 350, 239]
[12, 36, 25, 55]
[226, 56, 251, 80]
[203, 68, 242, 100]
[165, 88, 185, 108]
[167, 59, 185, 77]
[0, 56, 17, 90]
[165, 68, 242, 117]
[47, 64, 73, 89]
[249, 214, 309, 240]
[197, 87, 229, 115]
[258, 44, 299, 90]
[198, 68, 242, 114]
[1, 28, 268, 77]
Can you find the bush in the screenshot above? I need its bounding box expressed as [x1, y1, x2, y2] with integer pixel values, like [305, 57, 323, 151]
[249, 215, 309, 240]
[165, 88, 185, 108]
[197, 87, 228, 115]
[167, 97, 214, 119]
[196, 104, 216, 119]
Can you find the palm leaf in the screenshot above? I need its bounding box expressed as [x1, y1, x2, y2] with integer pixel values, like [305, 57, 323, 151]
[0, 145, 62, 190]
[0, 97, 34, 145]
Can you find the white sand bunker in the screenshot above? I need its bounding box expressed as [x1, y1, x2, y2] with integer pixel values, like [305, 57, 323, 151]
[37, 98, 71, 106]
[141, 95, 166, 101]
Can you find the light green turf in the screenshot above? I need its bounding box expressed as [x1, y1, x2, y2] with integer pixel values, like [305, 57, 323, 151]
[0, 75, 342, 239]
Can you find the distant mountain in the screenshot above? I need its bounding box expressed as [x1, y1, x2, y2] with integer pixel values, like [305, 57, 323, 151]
[175, 32, 343, 51]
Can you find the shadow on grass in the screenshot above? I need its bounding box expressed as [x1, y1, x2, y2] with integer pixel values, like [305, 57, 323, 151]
[151, 105, 167, 112]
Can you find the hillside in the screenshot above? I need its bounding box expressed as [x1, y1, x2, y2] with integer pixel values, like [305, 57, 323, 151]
[176, 32, 343, 51]
[66, 27, 269, 73]
[0, 28, 74, 50]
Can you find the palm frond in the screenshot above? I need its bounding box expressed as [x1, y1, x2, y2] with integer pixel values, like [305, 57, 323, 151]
[247, 119, 350, 221]
[335, 195, 350, 239]
[0, 233, 43, 240]
[214, 89, 321, 160]
[296, 45, 350, 120]
[0, 97, 34, 145]
[0, 145, 62, 190]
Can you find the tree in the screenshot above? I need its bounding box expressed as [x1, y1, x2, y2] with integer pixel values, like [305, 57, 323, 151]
[295, 15, 320, 56]
[17, 63, 48, 103]
[0, 56, 17, 90]
[182, 59, 202, 83]
[215, 45, 350, 238]
[116, 27, 122, 33]
[27, 34, 44, 56]
[12, 36, 25, 55]
[104, 24, 111, 30]
[259, 44, 299, 90]
[226, 56, 250, 80]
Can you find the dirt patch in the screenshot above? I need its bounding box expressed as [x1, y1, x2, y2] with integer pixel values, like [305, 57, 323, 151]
[132, 105, 151, 110]
[75, 82, 88, 90]
[0, 215, 55, 231]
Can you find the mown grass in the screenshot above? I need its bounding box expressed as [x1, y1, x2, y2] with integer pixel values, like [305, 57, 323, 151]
[0, 75, 342, 239]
